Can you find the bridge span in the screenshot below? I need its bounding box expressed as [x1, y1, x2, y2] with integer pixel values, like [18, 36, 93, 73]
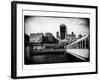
[65, 35, 90, 61]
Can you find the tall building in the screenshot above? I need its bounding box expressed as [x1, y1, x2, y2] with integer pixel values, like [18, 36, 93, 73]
[56, 31, 60, 39]
[60, 24, 67, 40]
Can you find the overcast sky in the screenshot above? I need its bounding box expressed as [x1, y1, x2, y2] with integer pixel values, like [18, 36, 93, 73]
[24, 16, 89, 37]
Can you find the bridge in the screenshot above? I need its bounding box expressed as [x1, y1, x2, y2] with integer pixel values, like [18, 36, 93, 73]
[65, 35, 90, 61]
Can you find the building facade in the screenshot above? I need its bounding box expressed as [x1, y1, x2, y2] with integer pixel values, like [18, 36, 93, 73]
[45, 32, 54, 42]
[44, 32, 58, 43]
[30, 33, 44, 43]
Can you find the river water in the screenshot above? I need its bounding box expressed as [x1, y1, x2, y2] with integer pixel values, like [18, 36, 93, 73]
[24, 46, 85, 65]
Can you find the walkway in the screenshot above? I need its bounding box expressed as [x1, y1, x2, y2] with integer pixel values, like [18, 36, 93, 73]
[66, 49, 89, 61]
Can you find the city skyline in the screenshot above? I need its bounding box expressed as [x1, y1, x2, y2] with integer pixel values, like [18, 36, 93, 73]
[24, 16, 90, 65]
[24, 16, 90, 37]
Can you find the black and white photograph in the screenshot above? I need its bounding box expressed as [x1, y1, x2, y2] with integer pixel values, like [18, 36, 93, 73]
[11, 1, 97, 79]
[24, 16, 90, 65]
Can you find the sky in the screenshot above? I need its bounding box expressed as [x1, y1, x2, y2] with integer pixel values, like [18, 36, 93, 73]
[24, 16, 90, 37]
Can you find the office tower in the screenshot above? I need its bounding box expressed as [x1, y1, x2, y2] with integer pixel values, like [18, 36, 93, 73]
[60, 24, 67, 40]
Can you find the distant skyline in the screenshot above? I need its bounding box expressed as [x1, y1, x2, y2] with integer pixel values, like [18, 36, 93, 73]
[24, 16, 90, 37]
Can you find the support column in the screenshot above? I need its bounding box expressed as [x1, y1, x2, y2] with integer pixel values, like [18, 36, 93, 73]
[80, 41, 82, 49]
[85, 40, 86, 49]
[79, 42, 81, 49]
[81, 41, 83, 49]
[82, 40, 83, 49]
[80, 42, 81, 49]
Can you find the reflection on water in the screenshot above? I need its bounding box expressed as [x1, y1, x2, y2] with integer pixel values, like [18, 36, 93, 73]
[24, 46, 85, 65]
